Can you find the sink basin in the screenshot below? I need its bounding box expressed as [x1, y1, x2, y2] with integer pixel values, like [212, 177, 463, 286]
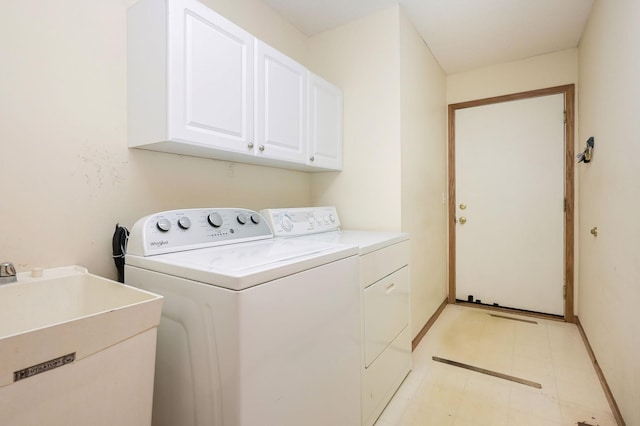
[0, 265, 163, 425]
[0, 265, 162, 385]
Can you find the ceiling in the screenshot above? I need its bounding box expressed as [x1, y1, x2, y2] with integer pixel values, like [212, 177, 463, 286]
[261, 0, 594, 74]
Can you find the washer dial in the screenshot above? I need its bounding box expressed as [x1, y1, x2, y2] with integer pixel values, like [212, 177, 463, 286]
[178, 216, 191, 230]
[156, 218, 171, 232]
[207, 212, 223, 228]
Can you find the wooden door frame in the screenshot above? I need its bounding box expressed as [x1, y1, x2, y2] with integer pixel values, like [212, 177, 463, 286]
[447, 84, 575, 322]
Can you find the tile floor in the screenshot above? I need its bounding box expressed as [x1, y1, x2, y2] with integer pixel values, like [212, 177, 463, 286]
[375, 305, 617, 426]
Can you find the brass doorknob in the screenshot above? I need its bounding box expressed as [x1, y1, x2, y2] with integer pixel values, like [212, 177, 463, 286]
[459, 217, 467, 225]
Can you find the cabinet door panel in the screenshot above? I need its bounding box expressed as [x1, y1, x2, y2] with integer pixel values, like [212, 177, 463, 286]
[308, 73, 343, 170]
[169, 1, 253, 151]
[255, 41, 307, 163]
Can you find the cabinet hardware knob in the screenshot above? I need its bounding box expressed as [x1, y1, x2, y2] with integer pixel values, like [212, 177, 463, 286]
[259, 145, 265, 152]
[310, 156, 315, 162]
[247, 142, 254, 149]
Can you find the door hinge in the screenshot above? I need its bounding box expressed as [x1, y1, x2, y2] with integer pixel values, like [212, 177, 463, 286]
[564, 197, 567, 212]
[563, 285, 567, 299]
[563, 110, 567, 123]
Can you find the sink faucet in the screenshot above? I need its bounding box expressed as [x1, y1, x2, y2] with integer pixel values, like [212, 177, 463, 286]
[0, 262, 17, 284]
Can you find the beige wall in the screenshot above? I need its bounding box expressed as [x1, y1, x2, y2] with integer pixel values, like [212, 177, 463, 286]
[0, 0, 311, 279]
[447, 49, 578, 104]
[307, 7, 403, 231]
[578, 1, 640, 424]
[308, 6, 448, 337]
[399, 10, 448, 338]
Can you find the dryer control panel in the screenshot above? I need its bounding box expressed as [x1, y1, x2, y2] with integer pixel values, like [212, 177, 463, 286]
[127, 208, 273, 256]
[261, 207, 341, 237]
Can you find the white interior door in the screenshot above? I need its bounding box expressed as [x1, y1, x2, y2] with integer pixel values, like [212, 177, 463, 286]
[455, 94, 565, 315]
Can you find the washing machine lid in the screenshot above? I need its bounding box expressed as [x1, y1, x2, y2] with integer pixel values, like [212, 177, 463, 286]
[126, 238, 358, 290]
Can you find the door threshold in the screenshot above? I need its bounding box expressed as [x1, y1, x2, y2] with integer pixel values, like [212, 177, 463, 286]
[455, 300, 565, 322]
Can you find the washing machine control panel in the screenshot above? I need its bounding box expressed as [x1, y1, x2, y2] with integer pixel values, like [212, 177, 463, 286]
[261, 207, 341, 237]
[127, 208, 273, 256]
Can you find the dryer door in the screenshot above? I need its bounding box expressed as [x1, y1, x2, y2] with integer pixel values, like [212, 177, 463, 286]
[363, 266, 410, 367]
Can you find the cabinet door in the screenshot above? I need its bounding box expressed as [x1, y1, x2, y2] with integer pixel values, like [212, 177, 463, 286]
[168, 0, 254, 153]
[255, 40, 307, 164]
[307, 73, 343, 170]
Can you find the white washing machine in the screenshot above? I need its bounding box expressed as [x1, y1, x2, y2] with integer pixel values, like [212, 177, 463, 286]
[261, 207, 412, 426]
[124, 208, 361, 426]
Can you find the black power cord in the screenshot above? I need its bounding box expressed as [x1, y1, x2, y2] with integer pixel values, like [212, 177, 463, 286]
[112, 223, 129, 283]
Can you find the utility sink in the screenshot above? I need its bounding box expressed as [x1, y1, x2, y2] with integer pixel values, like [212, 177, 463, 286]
[0, 266, 163, 425]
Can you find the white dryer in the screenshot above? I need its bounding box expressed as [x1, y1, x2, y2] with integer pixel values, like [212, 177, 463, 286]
[125, 208, 361, 426]
[261, 207, 412, 426]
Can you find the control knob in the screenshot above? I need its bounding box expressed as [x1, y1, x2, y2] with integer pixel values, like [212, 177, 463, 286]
[178, 216, 191, 230]
[281, 213, 294, 232]
[237, 214, 248, 225]
[156, 218, 171, 232]
[250, 214, 261, 224]
[207, 212, 223, 228]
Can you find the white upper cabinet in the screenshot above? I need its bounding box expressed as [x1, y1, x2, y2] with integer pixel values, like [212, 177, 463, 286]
[168, 0, 254, 152]
[128, 0, 254, 159]
[255, 40, 308, 165]
[127, 0, 342, 171]
[307, 73, 343, 170]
